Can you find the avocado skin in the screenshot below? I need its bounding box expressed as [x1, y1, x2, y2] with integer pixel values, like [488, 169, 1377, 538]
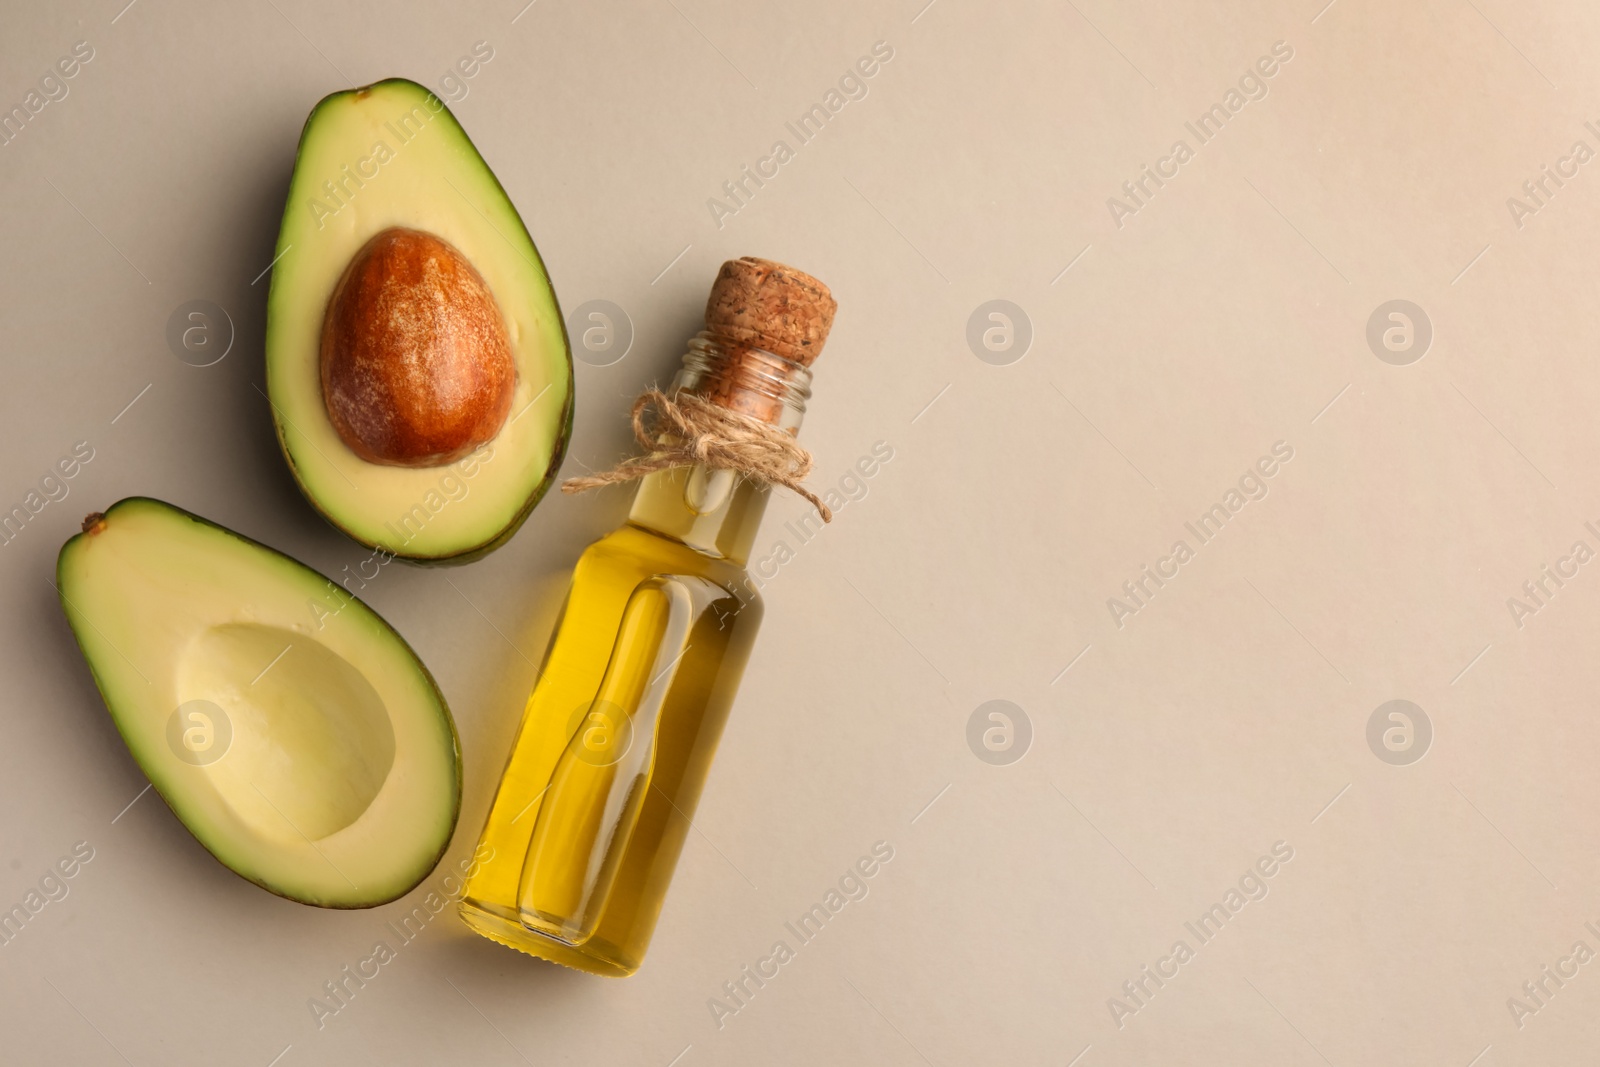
[56, 496, 464, 908]
[266, 78, 575, 566]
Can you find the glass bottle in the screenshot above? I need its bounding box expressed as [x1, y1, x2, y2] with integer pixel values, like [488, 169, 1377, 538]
[458, 258, 835, 976]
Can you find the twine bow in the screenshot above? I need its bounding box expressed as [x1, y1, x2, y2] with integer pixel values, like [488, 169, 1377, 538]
[561, 388, 832, 521]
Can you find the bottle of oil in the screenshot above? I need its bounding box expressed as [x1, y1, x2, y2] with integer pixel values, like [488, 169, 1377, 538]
[459, 258, 836, 976]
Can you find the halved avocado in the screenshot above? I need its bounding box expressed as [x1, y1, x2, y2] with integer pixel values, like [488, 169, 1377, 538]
[265, 78, 572, 564]
[56, 497, 461, 908]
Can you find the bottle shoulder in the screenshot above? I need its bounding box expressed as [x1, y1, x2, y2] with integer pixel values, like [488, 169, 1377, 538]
[571, 522, 752, 595]
[560, 525, 763, 646]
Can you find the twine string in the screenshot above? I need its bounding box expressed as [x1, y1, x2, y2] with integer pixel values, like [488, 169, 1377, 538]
[560, 388, 832, 522]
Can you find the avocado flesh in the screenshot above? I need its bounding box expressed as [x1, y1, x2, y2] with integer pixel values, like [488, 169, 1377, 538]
[57, 498, 462, 908]
[266, 78, 572, 563]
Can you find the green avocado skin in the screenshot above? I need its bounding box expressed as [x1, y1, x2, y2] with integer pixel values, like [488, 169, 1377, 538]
[266, 77, 575, 566]
[57, 497, 464, 909]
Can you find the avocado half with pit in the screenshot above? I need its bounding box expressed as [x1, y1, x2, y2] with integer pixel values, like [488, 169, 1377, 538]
[265, 78, 572, 564]
[57, 497, 461, 908]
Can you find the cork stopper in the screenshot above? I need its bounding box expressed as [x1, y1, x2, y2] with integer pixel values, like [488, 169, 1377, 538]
[705, 257, 836, 365]
[565, 257, 838, 516]
[691, 257, 835, 427]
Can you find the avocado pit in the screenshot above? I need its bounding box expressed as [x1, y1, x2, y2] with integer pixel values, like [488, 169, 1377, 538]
[320, 226, 515, 467]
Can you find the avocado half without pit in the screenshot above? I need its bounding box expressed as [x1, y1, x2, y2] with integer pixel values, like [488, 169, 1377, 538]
[266, 78, 572, 563]
[57, 498, 461, 908]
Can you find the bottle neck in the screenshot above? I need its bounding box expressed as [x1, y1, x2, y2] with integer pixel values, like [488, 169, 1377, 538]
[625, 331, 811, 565]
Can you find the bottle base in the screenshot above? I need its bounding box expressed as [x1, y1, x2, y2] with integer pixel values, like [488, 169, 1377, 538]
[457, 898, 640, 978]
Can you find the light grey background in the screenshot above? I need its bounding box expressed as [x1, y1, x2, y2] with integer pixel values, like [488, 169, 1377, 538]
[4, 0, 1599, 1063]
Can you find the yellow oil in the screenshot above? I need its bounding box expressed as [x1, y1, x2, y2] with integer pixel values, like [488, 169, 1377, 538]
[459, 464, 768, 976]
